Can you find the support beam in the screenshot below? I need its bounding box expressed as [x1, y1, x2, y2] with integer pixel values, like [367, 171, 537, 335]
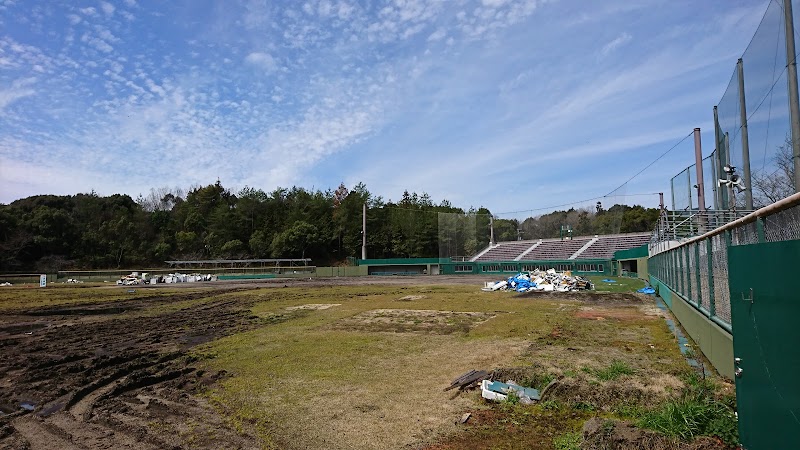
[693, 128, 707, 232]
[737, 59, 754, 209]
[784, 0, 800, 192]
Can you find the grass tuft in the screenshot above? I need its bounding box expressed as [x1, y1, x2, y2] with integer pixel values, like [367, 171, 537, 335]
[553, 431, 581, 450]
[588, 360, 636, 381]
[635, 372, 739, 446]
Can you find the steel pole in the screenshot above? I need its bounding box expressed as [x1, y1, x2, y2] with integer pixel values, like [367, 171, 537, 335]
[694, 128, 707, 232]
[737, 59, 754, 208]
[713, 106, 723, 210]
[784, 0, 800, 192]
[361, 203, 367, 260]
[489, 214, 495, 245]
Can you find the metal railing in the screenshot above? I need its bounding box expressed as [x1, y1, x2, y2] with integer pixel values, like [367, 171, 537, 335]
[649, 192, 800, 333]
[650, 209, 754, 253]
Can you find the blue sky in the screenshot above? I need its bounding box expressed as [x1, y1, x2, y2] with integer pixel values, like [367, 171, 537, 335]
[0, 0, 771, 218]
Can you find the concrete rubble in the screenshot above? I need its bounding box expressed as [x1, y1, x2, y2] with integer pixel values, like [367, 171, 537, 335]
[482, 268, 594, 293]
[116, 271, 218, 285]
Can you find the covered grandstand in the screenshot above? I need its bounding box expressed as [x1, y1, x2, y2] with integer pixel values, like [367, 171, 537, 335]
[438, 231, 651, 276]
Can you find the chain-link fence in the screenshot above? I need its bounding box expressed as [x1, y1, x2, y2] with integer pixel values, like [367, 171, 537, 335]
[649, 194, 800, 333]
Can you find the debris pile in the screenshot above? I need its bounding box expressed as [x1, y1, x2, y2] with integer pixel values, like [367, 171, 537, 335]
[444, 369, 541, 405]
[65, 278, 84, 284]
[482, 269, 594, 293]
[480, 379, 540, 404]
[116, 272, 218, 285]
[0, 282, 12, 287]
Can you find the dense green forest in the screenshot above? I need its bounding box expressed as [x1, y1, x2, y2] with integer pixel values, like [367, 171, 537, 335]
[0, 181, 660, 271]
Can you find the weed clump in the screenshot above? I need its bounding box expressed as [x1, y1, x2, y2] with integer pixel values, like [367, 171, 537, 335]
[636, 373, 738, 446]
[553, 431, 581, 450]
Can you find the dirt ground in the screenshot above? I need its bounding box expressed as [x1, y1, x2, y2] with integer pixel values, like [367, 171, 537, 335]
[0, 276, 499, 449]
[0, 276, 728, 449]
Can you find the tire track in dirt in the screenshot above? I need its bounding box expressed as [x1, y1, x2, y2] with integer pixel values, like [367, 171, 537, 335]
[0, 289, 265, 449]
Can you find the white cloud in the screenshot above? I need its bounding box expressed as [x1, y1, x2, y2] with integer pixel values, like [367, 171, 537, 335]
[100, 1, 115, 16]
[79, 6, 97, 16]
[67, 13, 81, 25]
[600, 32, 632, 57]
[123, 0, 136, 6]
[244, 52, 277, 71]
[427, 28, 446, 42]
[0, 78, 36, 112]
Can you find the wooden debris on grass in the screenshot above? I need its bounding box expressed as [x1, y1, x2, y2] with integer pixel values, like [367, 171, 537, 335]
[445, 369, 490, 391]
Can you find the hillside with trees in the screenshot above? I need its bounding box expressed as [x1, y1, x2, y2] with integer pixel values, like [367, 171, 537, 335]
[0, 181, 660, 271]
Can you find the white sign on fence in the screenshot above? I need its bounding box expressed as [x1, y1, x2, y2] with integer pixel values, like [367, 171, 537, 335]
[39, 274, 47, 288]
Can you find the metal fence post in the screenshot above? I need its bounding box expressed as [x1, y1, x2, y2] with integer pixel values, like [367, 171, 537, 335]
[685, 245, 692, 302]
[694, 242, 703, 308]
[757, 217, 766, 243]
[707, 238, 716, 317]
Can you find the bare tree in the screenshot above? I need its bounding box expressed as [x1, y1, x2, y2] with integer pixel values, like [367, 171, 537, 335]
[136, 186, 185, 212]
[751, 134, 796, 208]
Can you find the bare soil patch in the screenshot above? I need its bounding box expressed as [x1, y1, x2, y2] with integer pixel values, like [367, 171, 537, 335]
[285, 303, 340, 311]
[333, 308, 496, 334]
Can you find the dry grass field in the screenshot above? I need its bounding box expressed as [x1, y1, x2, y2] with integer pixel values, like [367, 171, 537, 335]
[0, 276, 736, 449]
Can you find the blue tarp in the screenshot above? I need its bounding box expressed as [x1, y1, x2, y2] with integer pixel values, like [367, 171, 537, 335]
[601, 279, 616, 283]
[637, 287, 656, 295]
[507, 274, 535, 292]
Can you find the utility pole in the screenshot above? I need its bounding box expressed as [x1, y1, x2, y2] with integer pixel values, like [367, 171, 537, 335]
[693, 128, 707, 232]
[737, 59, 754, 209]
[784, 0, 800, 192]
[489, 215, 495, 245]
[361, 203, 367, 260]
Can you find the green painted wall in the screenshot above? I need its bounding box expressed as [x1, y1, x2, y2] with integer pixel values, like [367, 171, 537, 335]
[613, 244, 649, 260]
[356, 258, 447, 266]
[440, 259, 612, 276]
[650, 275, 734, 379]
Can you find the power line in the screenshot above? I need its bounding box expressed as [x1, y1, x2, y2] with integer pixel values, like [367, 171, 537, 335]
[604, 131, 694, 196]
[495, 192, 660, 216]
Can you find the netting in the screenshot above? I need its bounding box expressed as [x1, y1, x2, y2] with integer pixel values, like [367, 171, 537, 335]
[670, 167, 692, 212]
[702, 151, 718, 210]
[437, 212, 479, 261]
[715, 0, 794, 208]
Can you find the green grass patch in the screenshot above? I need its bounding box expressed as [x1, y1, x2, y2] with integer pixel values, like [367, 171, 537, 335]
[553, 431, 581, 450]
[592, 360, 636, 381]
[587, 276, 645, 293]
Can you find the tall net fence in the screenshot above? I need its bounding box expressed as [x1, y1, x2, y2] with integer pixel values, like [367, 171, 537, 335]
[715, 0, 795, 209]
[437, 212, 480, 261]
[670, 167, 692, 212]
[651, 0, 800, 333]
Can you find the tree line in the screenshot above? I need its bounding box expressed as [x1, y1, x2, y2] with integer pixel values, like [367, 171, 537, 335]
[0, 181, 660, 271]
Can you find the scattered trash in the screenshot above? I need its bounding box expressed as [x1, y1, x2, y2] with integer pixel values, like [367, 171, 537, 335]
[480, 379, 540, 404]
[19, 402, 35, 411]
[0, 282, 12, 287]
[637, 287, 656, 295]
[64, 278, 84, 284]
[445, 369, 490, 391]
[482, 269, 593, 293]
[116, 272, 218, 286]
[459, 412, 471, 424]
